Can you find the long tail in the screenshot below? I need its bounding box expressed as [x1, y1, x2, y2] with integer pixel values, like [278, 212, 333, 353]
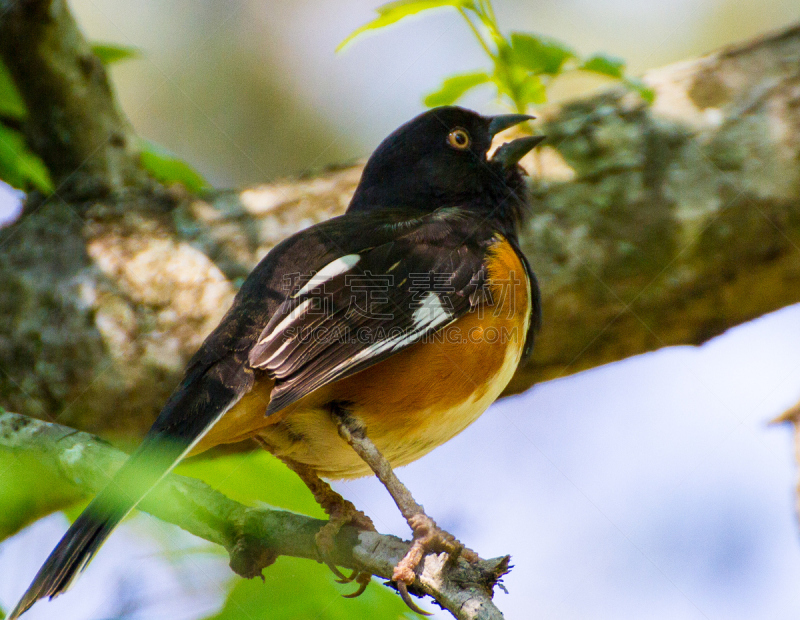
[9, 360, 250, 619]
[8, 445, 181, 619]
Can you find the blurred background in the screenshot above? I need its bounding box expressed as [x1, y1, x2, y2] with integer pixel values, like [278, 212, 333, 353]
[2, 0, 800, 618]
[56, 0, 800, 186]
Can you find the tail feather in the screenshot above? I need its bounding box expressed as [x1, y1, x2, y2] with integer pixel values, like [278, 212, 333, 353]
[10, 359, 251, 618]
[8, 439, 184, 620]
[9, 501, 127, 619]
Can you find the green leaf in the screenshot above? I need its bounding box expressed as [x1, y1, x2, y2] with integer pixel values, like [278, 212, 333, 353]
[517, 73, 546, 106]
[493, 60, 546, 111]
[0, 124, 53, 193]
[0, 59, 26, 119]
[423, 71, 490, 107]
[90, 43, 140, 65]
[337, 0, 474, 51]
[581, 53, 625, 78]
[510, 32, 574, 75]
[139, 139, 211, 193]
[624, 76, 655, 103]
[176, 451, 326, 516]
[0, 448, 84, 540]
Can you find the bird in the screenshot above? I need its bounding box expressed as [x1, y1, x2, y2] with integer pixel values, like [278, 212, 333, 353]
[10, 105, 544, 618]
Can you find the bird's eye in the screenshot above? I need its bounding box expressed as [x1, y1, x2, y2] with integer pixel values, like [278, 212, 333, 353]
[447, 128, 471, 150]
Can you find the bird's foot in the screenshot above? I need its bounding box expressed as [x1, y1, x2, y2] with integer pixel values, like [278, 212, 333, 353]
[316, 499, 375, 557]
[315, 500, 376, 595]
[392, 513, 478, 615]
[270, 454, 376, 596]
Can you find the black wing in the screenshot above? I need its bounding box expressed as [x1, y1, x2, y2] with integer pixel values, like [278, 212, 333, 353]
[249, 209, 493, 414]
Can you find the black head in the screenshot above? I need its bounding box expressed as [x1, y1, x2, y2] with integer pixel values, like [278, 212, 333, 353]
[347, 106, 544, 234]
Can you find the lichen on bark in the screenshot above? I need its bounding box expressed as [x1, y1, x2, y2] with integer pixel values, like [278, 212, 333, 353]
[0, 18, 799, 443]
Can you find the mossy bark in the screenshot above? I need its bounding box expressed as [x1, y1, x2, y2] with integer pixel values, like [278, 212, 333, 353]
[0, 20, 798, 442]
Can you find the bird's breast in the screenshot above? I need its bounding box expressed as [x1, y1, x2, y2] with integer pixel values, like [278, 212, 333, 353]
[260, 236, 532, 478]
[193, 237, 532, 478]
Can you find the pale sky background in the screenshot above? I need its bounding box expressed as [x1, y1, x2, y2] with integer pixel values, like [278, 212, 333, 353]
[2, 1, 800, 618]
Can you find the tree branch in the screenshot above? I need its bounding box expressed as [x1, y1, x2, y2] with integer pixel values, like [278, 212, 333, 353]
[774, 399, 800, 532]
[0, 411, 508, 620]
[3, 23, 799, 442]
[1, 0, 800, 586]
[0, 0, 153, 198]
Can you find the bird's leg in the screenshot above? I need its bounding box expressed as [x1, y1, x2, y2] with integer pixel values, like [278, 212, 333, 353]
[332, 407, 478, 611]
[277, 456, 376, 552]
[254, 438, 374, 592]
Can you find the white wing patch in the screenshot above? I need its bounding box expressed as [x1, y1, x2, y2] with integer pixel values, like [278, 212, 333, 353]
[257, 298, 313, 347]
[283, 292, 454, 388]
[348, 291, 453, 361]
[294, 254, 361, 298]
[412, 291, 450, 330]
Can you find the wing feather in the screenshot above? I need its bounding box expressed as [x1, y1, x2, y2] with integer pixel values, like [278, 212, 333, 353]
[249, 215, 492, 415]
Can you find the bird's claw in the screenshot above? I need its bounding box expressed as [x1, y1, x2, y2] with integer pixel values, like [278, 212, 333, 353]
[333, 567, 360, 584]
[324, 562, 350, 582]
[314, 505, 375, 597]
[393, 513, 476, 582]
[322, 548, 373, 597]
[341, 572, 371, 598]
[391, 513, 479, 615]
[324, 560, 372, 597]
[397, 581, 432, 616]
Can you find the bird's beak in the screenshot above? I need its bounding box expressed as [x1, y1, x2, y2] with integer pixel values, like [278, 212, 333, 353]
[488, 114, 535, 136]
[491, 135, 546, 169]
[487, 114, 544, 169]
